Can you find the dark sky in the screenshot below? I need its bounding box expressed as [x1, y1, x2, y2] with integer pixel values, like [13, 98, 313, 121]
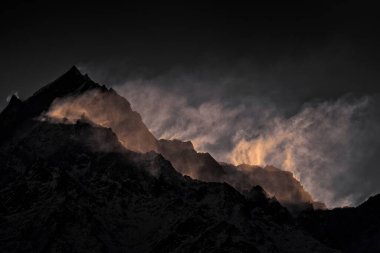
[1, 2, 380, 207]
[1, 2, 380, 107]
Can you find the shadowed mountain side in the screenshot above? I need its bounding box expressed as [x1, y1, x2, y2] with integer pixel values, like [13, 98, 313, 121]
[157, 139, 227, 181]
[222, 164, 326, 212]
[297, 194, 380, 253]
[156, 139, 323, 213]
[0, 120, 337, 252]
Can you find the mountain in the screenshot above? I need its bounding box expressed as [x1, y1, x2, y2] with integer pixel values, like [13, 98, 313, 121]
[0, 68, 338, 252]
[2, 66, 379, 252]
[297, 194, 380, 253]
[0, 120, 335, 252]
[23, 67, 319, 212]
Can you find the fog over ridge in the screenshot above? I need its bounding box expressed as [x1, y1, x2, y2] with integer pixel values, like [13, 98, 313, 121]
[113, 76, 379, 208]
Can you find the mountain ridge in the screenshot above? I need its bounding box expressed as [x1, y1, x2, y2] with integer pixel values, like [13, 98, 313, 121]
[0, 113, 336, 252]
[1, 66, 379, 252]
[0, 67, 324, 211]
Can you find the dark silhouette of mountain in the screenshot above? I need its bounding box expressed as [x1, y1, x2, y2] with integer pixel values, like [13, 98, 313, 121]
[155, 138, 321, 213]
[157, 139, 227, 181]
[221, 164, 326, 213]
[156, 138, 322, 213]
[297, 194, 380, 253]
[17, 66, 319, 212]
[0, 66, 100, 144]
[3, 66, 379, 252]
[0, 98, 336, 251]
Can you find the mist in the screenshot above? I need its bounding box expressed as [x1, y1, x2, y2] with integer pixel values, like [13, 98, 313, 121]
[111, 71, 380, 208]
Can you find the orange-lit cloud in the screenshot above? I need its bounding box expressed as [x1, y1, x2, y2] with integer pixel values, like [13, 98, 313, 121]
[43, 83, 371, 208]
[229, 98, 369, 207]
[115, 82, 371, 207]
[45, 89, 158, 153]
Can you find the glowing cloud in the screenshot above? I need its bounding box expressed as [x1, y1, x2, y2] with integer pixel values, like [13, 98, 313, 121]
[115, 82, 372, 207]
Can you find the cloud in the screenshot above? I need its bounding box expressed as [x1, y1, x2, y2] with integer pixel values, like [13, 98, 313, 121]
[43, 89, 158, 153]
[229, 96, 370, 207]
[114, 79, 378, 208]
[114, 81, 278, 161]
[54, 59, 380, 208]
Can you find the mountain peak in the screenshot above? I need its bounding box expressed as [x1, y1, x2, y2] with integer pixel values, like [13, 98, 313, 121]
[0, 67, 103, 144]
[54, 65, 85, 84]
[8, 94, 21, 106]
[66, 65, 82, 76]
[31, 66, 98, 100]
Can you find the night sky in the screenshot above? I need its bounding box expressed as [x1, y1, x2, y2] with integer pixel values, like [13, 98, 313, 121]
[2, 2, 380, 106]
[1, 2, 380, 207]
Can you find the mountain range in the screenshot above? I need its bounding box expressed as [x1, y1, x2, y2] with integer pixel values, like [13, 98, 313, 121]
[0, 66, 379, 252]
